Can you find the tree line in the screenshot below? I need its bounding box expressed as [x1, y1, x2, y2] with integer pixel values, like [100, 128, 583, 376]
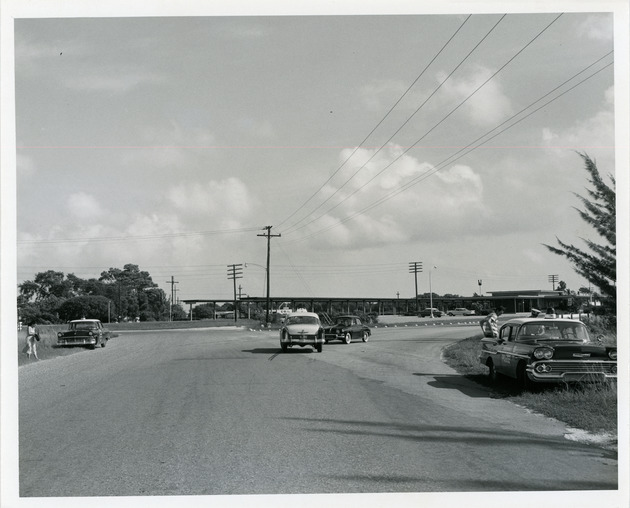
[17, 264, 185, 324]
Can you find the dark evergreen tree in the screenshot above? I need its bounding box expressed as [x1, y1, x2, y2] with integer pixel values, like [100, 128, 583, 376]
[544, 153, 616, 309]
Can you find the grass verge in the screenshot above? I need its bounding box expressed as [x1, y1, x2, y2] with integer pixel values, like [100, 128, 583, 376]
[442, 335, 618, 435]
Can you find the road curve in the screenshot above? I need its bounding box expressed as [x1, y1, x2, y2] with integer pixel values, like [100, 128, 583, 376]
[15, 324, 619, 507]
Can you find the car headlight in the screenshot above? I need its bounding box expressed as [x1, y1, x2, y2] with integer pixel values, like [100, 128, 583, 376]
[533, 347, 554, 360]
[608, 349, 617, 360]
[57, 332, 62, 338]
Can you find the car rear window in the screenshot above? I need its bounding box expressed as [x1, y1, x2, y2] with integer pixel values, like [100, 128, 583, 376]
[286, 316, 319, 325]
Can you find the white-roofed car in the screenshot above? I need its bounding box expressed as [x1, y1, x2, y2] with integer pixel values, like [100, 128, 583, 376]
[57, 319, 111, 349]
[279, 310, 325, 353]
[479, 317, 617, 388]
[447, 308, 476, 316]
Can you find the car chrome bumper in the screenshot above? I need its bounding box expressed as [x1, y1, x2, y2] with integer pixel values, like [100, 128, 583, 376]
[57, 337, 97, 346]
[281, 335, 324, 345]
[526, 360, 617, 383]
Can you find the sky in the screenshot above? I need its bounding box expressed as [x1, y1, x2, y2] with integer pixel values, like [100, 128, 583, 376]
[1, 2, 629, 508]
[4, 1, 628, 306]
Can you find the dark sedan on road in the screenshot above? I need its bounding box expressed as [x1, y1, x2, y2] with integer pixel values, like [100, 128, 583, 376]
[57, 319, 111, 349]
[324, 315, 371, 344]
[418, 308, 443, 317]
[479, 317, 617, 387]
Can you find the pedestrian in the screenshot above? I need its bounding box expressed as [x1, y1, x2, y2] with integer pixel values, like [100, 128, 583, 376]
[480, 306, 505, 338]
[25, 321, 40, 360]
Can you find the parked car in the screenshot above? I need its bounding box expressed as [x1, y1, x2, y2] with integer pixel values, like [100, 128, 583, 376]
[479, 317, 617, 387]
[418, 308, 443, 317]
[447, 308, 476, 316]
[279, 310, 324, 353]
[57, 319, 111, 349]
[323, 315, 371, 344]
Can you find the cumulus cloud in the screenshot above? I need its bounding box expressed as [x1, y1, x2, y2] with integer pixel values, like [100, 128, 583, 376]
[167, 177, 257, 227]
[540, 87, 614, 164]
[437, 65, 513, 126]
[577, 14, 613, 42]
[66, 192, 106, 220]
[120, 124, 217, 168]
[309, 144, 486, 249]
[359, 79, 408, 111]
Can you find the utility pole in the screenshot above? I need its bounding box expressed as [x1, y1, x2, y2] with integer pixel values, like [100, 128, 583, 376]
[227, 264, 243, 324]
[166, 276, 179, 321]
[409, 261, 422, 312]
[258, 226, 281, 325]
[548, 274, 559, 291]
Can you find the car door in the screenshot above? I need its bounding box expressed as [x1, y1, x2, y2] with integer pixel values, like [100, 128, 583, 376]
[495, 324, 515, 375]
[350, 317, 360, 338]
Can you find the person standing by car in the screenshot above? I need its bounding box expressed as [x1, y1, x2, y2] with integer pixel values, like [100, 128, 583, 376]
[480, 307, 505, 338]
[25, 321, 40, 360]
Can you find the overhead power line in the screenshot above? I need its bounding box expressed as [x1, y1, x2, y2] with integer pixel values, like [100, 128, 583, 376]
[283, 52, 612, 245]
[276, 14, 473, 230]
[283, 13, 563, 237]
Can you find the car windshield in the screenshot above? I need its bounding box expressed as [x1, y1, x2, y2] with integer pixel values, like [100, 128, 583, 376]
[286, 316, 318, 326]
[516, 321, 590, 342]
[70, 322, 98, 331]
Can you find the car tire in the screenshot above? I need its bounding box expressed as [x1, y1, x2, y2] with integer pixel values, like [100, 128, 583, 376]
[316, 344, 322, 353]
[361, 331, 369, 343]
[344, 332, 352, 344]
[516, 362, 530, 390]
[100, 338, 107, 348]
[487, 359, 498, 383]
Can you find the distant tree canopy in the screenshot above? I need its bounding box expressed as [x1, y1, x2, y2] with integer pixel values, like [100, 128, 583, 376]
[18, 264, 169, 323]
[544, 152, 616, 310]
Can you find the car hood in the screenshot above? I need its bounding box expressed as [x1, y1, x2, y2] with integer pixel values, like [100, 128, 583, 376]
[523, 340, 613, 359]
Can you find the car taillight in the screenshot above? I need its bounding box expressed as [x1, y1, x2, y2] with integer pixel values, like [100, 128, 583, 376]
[533, 347, 553, 360]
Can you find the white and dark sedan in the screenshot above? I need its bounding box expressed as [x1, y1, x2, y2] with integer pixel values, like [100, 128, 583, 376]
[57, 319, 111, 349]
[479, 317, 617, 387]
[279, 311, 324, 353]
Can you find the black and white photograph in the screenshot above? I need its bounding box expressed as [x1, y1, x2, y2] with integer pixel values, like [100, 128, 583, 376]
[1, 1, 628, 508]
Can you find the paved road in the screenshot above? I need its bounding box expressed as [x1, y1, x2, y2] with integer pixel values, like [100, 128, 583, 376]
[17, 324, 618, 503]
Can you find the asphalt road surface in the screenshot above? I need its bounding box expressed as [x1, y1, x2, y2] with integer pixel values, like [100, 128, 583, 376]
[17, 323, 618, 503]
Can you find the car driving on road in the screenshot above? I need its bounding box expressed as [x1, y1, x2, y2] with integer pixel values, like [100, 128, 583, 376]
[323, 315, 371, 344]
[418, 308, 443, 317]
[479, 317, 617, 387]
[57, 319, 111, 349]
[447, 308, 476, 316]
[279, 310, 324, 353]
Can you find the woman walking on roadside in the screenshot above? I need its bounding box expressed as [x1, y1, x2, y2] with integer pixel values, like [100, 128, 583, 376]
[25, 321, 39, 360]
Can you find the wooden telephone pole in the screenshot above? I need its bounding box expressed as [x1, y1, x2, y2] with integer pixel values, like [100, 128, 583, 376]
[258, 226, 281, 324]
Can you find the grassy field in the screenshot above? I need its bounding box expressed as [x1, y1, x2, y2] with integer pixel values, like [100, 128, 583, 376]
[442, 333, 618, 435]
